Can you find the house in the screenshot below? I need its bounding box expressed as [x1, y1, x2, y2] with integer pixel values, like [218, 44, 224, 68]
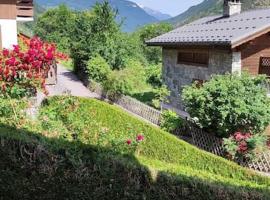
[147, 0, 270, 110]
[0, 0, 33, 49]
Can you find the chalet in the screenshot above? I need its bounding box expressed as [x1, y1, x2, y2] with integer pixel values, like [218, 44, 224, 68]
[0, 0, 33, 49]
[147, 0, 270, 110]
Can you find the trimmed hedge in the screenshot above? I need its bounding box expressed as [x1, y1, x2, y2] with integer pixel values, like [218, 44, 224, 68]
[0, 96, 269, 199]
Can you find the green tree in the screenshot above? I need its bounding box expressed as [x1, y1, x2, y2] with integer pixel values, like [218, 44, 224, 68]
[182, 73, 270, 138]
[136, 23, 173, 64]
[34, 4, 76, 53]
[70, 1, 128, 75]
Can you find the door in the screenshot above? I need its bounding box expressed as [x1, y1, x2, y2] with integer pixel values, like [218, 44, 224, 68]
[259, 57, 270, 77]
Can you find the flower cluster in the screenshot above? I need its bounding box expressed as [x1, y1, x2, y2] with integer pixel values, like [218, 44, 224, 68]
[0, 37, 65, 98]
[223, 131, 267, 161]
[126, 134, 145, 146]
[233, 132, 251, 154]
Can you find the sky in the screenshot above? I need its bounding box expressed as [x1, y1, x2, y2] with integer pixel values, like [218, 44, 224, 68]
[131, 0, 204, 17]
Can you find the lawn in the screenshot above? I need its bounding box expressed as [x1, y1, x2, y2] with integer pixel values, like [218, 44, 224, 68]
[0, 96, 270, 199]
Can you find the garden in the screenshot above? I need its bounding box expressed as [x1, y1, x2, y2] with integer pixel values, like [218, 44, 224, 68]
[1, 1, 270, 199]
[0, 35, 269, 199]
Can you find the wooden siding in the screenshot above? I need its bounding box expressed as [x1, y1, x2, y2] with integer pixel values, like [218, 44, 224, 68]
[240, 33, 270, 75]
[0, 0, 17, 19]
[17, 0, 33, 18]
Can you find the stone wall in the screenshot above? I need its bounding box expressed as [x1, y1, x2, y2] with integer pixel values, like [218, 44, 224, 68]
[162, 48, 233, 110]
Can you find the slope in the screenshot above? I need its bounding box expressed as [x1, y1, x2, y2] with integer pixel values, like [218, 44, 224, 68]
[168, 0, 270, 27]
[0, 96, 270, 199]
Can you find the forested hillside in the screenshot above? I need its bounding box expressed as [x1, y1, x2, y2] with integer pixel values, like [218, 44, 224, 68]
[34, 0, 158, 32]
[168, 0, 270, 27]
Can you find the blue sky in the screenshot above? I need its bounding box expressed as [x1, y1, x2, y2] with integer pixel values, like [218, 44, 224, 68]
[131, 0, 203, 16]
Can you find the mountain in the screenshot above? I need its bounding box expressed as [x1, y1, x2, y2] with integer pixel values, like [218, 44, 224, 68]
[168, 0, 270, 27]
[142, 7, 171, 20]
[34, 0, 159, 32]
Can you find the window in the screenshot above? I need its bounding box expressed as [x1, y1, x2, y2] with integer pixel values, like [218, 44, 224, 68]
[177, 51, 209, 67]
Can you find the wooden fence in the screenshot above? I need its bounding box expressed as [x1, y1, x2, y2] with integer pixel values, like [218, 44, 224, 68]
[115, 95, 162, 125]
[88, 81, 162, 125]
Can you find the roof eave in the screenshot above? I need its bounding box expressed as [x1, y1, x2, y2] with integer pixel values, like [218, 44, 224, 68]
[231, 26, 270, 49]
[145, 41, 232, 48]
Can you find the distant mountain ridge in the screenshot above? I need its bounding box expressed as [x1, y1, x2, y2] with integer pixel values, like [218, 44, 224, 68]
[168, 0, 270, 27]
[142, 7, 171, 20]
[34, 0, 159, 32]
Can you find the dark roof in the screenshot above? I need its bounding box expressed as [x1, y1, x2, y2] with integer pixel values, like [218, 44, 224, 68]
[147, 8, 270, 48]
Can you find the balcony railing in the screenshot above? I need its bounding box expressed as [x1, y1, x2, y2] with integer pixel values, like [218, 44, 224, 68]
[16, 0, 33, 19]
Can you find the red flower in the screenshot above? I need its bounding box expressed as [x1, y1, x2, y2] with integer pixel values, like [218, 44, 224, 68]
[126, 139, 132, 145]
[13, 45, 20, 54]
[2, 49, 9, 57]
[136, 134, 144, 142]
[45, 51, 54, 60]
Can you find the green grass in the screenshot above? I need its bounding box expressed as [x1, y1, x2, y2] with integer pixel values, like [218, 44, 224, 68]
[0, 96, 270, 199]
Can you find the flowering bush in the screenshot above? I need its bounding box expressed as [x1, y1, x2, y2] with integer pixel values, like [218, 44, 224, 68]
[0, 37, 68, 98]
[182, 73, 270, 138]
[223, 132, 268, 161]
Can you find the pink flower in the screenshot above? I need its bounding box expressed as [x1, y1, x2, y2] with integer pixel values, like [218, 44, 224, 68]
[234, 132, 245, 142]
[126, 139, 132, 145]
[238, 141, 248, 153]
[136, 134, 144, 142]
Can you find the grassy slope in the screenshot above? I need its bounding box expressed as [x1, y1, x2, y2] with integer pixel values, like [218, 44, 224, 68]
[38, 97, 270, 186]
[0, 96, 270, 199]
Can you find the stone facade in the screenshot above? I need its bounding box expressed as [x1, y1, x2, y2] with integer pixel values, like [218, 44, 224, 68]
[162, 48, 237, 110]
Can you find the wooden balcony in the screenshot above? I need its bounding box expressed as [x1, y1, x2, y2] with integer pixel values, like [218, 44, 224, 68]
[16, 0, 33, 19]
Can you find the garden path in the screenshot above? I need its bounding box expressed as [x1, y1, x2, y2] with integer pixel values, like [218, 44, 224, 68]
[47, 64, 100, 98]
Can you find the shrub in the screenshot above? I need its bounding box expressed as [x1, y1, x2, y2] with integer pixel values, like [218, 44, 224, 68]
[146, 64, 162, 88]
[152, 85, 169, 109]
[86, 54, 111, 83]
[160, 110, 183, 133]
[182, 73, 270, 138]
[0, 37, 66, 98]
[224, 132, 268, 161]
[102, 70, 132, 100]
[102, 59, 148, 100]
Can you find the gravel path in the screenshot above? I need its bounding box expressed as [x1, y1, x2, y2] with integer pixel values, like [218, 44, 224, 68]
[47, 64, 99, 98]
